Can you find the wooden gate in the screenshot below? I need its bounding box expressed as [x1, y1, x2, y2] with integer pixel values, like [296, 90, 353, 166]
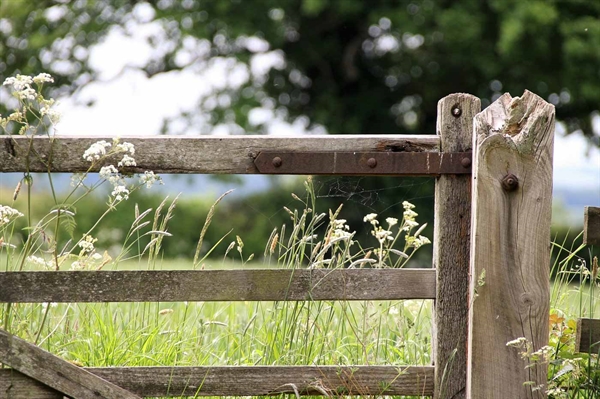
[0, 91, 555, 398]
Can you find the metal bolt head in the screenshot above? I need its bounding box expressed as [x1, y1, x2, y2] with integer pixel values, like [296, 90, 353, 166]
[451, 105, 462, 117]
[461, 157, 472, 168]
[367, 158, 377, 168]
[501, 174, 519, 192]
[272, 157, 283, 167]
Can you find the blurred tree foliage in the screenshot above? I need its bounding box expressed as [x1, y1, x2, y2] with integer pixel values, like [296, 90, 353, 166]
[1, 0, 599, 139]
[1, 1, 598, 264]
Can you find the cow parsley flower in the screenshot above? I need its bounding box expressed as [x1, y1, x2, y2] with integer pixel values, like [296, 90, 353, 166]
[78, 234, 97, 254]
[139, 171, 162, 188]
[70, 173, 85, 188]
[3, 74, 33, 91]
[83, 140, 112, 162]
[111, 185, 130, 201]
[115, 141, 135, 155]
[363, 213, 378, 226]
[99, 165, 125, 187]
[118, 154, 136, 167]
[27, 255, 53, 270]
[33, 73, 54, 84]
[0, 205, 24, 227]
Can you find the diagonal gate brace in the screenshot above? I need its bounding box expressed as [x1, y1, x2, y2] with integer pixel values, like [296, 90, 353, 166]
[254, 151, 472, 175]
[0, 328, 141, 399]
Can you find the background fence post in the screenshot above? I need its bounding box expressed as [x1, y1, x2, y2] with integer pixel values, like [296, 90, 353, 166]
[433, 93, 480, 399]
[467, 90, 554, 398]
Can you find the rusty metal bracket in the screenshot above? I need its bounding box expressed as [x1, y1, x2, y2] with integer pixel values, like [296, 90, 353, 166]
[253, 151, 472, 176]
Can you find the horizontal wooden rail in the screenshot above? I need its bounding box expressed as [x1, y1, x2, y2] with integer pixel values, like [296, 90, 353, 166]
[0, 134, 439, 174]
[0, 366, 434, 397]
[0, 269, 436, 303]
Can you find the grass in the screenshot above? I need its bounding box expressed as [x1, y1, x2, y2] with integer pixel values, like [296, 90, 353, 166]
[1, 176, 436, 398]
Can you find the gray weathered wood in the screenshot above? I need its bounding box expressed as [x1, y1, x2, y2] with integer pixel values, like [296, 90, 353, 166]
[0, 365, 434, 397]
[467, 90, 554, 398]
[0, 369, 63, 399]
[433, 93, 480, 399]
[584, 206, 600, 246]
[0, 269, 436, 303]
[575, 317, 600, 353]
[0, 135, 439, 174]
[0, 328, 141, 399]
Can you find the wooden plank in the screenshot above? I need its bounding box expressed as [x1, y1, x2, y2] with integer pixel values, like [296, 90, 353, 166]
[584, 206, 600, 245]
[467, 91, 554, 398]
[0, 328, 141, 399]
[254, 151, 472, 175]
[433, 93, 480, 399]
[0, 365, 435, 396]
[0, 369, 63, 399]
[0, 269, 436, 303]
[0, 135, 439, 174]
[575, 318, 600, 353]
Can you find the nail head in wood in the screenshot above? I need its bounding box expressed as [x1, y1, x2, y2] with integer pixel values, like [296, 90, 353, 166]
[501, 173, 519, 192]
[451, 105, 462, 117]
[461, 157, 471, 168]
[367, 157, 377, 168]
[272, 156, 282, 168]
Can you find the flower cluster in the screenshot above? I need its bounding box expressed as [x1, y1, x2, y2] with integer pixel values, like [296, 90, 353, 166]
[331, 218, 351, 239]
[27, 255, 54, 270]
[362, 201, 430, 268]
[401, 201, 430, 248]
[139, 171, 162, 188]
[81, 139, 162, 202]
[0, 205, 24, 228]
[83, 140, 112, 162]
[71, 234, 108, 270]
[0, 73, 60, 132]
[78, 234, 97, 254]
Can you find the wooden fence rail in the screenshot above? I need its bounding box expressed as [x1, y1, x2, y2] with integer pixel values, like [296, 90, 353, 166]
[0, 269, 436, 303]
[0, 91, 555, 399]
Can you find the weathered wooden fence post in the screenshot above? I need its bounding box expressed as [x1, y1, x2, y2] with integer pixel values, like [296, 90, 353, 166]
[433, 93, 480, 399]
[467, 90, 554, 398]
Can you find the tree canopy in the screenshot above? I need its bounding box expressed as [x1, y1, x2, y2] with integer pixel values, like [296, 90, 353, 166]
[1, 0, 599, 141]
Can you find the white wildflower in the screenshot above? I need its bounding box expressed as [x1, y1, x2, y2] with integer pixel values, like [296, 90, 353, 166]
[373, 228, 394, 244]
[40, 103, 60, 124]
[16, 87, 36, 101]
[99, 165, 124, 187]
[386, 217, 398, 227]
[0, 205, 24, 227]
[402, 219, 419, 231]
[506, 337, 528, 347]
[27, 255, 53, 269]
[412, 235, 431, 248]
[403, 209, 418, 219]
[363, 213, 378, 226]
[115, 141, 135, 155]
[33, 73, 54, 84]
[3, 74, 33, 91]
[70, 261, 84, 270]
[139, 171, 162, 188]
[402, 201, 415, 210]
[111, 185, 130, 201]
[70, 173, 85, 188]
[118, 154, 136, 167]
[78, 234, 97, 254]
[92, 253, 102, 260]
[83, 140, 112, 162]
